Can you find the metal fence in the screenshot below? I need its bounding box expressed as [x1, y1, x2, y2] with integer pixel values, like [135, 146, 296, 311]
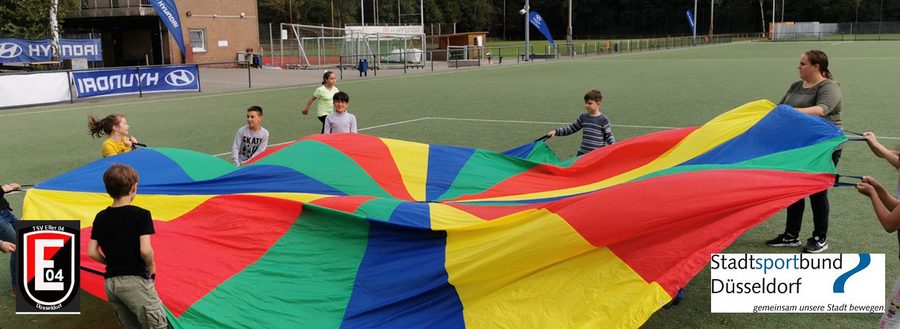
[78, 0, 150, 10]
[773, 21, 900, 41]
[332, 33, 751, 79]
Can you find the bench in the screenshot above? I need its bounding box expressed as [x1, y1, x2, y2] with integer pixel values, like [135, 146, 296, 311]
[520, 54, 557, 61]
[447, 60, 479, 68]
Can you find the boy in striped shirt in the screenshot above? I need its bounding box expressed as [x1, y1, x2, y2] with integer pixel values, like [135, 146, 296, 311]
[547, 89, 616, 155]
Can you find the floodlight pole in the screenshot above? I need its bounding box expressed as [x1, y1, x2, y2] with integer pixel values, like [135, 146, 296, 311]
[709, 0, 714, 36]
[567, 0, 573, 55]
[692, 0, 697, 45]
[361, 0, 365, 26]
[524, 0, 530, 61]
[771, 0, 776, 41]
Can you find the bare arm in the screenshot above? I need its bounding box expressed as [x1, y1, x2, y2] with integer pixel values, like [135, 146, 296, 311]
[858, 177, 900, 232]
[864, 176, 899, 211]
[864, 132, 900, 169]
[87, 239, 106, 264]
[139, 235, 155, 275]
[866, 192, 900, 233]
[301, 96, 317, 115]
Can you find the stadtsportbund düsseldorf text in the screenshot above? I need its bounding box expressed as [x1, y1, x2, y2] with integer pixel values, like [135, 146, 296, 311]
[711, 277, 803, 294]
[710, 253, 843, 274]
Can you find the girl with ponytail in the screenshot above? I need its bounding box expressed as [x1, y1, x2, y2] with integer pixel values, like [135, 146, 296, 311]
[88, 113, 139, 157]
[301, 70, 339, 133]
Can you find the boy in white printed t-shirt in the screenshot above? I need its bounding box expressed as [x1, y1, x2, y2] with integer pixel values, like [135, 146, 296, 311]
[231, 106, 269, 166]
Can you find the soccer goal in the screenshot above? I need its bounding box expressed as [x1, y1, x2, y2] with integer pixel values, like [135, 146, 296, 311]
[278, 23, 426, 70]
[278, 24, 347, 69]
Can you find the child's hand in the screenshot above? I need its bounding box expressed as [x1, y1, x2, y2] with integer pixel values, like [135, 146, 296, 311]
[863, 131, 877, 144]
[0, 241, 15, 253]
[856, 181, 875, 196]
[1, 183, 21, 193]
[547, 130, 556, 137]
[861, 176, 883, 190]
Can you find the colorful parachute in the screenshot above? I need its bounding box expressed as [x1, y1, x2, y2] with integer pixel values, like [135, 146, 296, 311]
[24, 100, 845, 328]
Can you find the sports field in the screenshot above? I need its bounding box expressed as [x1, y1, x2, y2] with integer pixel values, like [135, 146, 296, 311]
[1, 40, 899, 328]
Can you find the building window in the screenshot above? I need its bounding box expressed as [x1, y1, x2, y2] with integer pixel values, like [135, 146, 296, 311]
[189, 29, 206, 53]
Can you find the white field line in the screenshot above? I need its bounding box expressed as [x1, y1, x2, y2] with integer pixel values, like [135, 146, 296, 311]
[1, 41, 750, 118]
[211, 117, 680, 158]
[211, 117, 432, 157]
[428, 117, 900, 140]
[0, 85, 305, 118]
[428, 116, 679, 130]
[213, 115, 899, 158]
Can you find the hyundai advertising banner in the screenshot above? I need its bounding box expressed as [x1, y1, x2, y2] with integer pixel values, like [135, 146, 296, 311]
[0, 38, 102, 63]
[71, 65, 199, 99]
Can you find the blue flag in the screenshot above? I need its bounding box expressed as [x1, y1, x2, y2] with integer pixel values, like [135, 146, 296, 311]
[528, 12, 555, 46]
[685, 9, 696, 34]
[150, 0, 186, 58]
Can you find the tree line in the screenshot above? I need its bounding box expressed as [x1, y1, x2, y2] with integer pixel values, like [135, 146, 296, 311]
[1, 0, 898, 39]
[261, 0, 900, 39]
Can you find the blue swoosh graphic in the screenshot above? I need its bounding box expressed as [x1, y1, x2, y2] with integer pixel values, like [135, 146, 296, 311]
[833, 253, 870, 293]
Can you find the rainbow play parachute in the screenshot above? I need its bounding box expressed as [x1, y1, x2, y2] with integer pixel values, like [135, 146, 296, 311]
[24, 100, 845, 328]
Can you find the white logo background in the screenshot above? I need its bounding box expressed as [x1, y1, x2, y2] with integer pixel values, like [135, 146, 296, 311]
[711, 253, 885, 313]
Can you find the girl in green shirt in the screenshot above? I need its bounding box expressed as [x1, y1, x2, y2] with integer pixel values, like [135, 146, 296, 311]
[301, 71, 339, 133]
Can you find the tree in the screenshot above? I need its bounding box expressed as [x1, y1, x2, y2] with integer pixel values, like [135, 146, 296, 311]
[254, 0, 900, 38]
[0, 0, 77, 39]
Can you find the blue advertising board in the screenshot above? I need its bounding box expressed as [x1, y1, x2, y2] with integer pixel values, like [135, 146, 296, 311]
[71, 65, 199, 99]
[0, 38, 102, 63]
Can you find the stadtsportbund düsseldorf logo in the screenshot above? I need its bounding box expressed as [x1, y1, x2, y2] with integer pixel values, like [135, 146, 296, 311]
[14, 221, 81, 314]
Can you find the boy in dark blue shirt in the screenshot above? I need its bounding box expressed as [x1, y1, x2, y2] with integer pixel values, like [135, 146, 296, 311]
[547, 89, 616, 156]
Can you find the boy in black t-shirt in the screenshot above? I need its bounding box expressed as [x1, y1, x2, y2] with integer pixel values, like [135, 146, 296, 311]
[88, 164, 169, 329]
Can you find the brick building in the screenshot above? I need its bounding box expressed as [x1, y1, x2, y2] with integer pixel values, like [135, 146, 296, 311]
[65, 0, 259, 67]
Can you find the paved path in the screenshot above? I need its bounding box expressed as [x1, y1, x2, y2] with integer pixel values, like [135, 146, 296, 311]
[198, 60, 502, 93]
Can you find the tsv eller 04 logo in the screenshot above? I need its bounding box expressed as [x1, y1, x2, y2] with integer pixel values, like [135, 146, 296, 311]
[165, 69, 195, 87]
[0, 43, 23, 59]
[14, 221, 81, 314]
